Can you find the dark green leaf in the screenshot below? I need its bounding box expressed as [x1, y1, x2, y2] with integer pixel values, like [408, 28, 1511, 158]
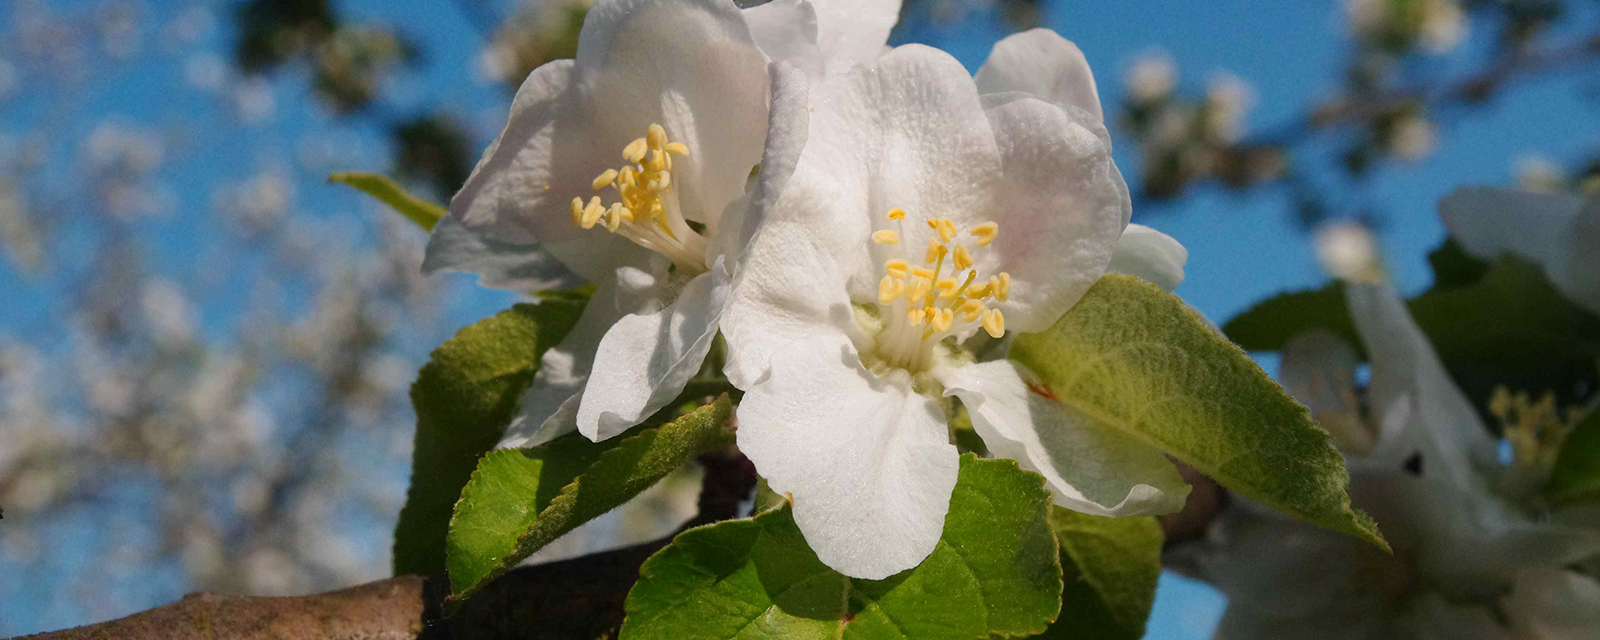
[393, 295, 590, 576]
[620, 455, 1062, 640]
[329, 171, 446, 231]
[446, 396, 736, 604]
[1011, 274, 1385, 549]
[1032, 509, 1163, 640]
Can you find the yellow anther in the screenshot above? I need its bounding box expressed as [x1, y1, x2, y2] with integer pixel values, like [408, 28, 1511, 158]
[872, 230, 900, 245]
[970, 222, 998, 246]
[887, 207, 906, 221]
[907, 307, 926, 326]
[664, 142, 690, 156]
[925, 239, 945, 264]
[878, 276, 905, 305]
[619, 206, 635, 221]
[592, 169, 619, 190]
[647, 124, 668, 150]
[982, 308, 1005, 338]
[653, 172, 671, 191]
[570, 197, 584, 225]
[884, 259, 909, 279]
[959, 299, 986, 322]
[996, 272, 1011, 301]
[623, 138, 648, 163]
[965, 282, 991, 299]
[907, 279, 931, 304]
[935, 218, 957, 243]
[910, 266, 936, 280]
[929, 308, 954, 333]
[581, 197, 605, 229]
[952, 243, 973, 270]
[605, 203, 624, 231]
[935, 278, 960, 299]
[619, 166, 637, 186]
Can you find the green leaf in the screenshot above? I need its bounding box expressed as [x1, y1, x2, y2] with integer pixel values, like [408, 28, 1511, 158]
[446, 396, 736, 604]
[620, 455, 1061, 640]
[1224, 253, 1600, 425]
[330, 171, 446, 230]
[1011, 274, 1386, 550]
[393, 295, 590, 576]
[1032, 509, 1163, 640]
[1548, 401, 1600, 506]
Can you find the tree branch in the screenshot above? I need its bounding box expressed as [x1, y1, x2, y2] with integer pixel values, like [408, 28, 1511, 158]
[10, 449, 1215, 640]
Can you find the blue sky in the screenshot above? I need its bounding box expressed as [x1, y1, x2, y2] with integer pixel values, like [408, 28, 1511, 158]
[3, 0, 1599, 636]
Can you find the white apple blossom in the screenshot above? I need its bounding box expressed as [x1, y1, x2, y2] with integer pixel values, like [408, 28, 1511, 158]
[720, 40, 1191, 580]
[1178, 279, 1600, 639]
[1439, 186, 1600, 316]
[744, 0, 901, 85]
[424, 0, 800, 446]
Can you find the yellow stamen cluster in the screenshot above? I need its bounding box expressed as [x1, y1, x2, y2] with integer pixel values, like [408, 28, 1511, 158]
[568, 123, 703, 270]
[875, 210, 1008, 340]
[1491, 386, 1579, 472]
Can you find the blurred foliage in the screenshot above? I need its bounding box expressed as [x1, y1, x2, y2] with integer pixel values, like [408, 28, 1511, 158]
[1117, 0, 1597, 228]
[234, 0, 417, 113]
[392, 115, 475, 201]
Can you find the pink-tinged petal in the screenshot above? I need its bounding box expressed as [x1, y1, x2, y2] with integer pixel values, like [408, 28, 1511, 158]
[981, 96, 1127, 332]
[975, 29, 1103, 121]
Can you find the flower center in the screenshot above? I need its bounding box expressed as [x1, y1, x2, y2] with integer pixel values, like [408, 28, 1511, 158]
[867, 208, 1008, 372]
[570, 123, 708, 273]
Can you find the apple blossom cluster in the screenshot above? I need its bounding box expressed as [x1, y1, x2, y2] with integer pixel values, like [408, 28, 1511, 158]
[1174, 189, 1600, 639]
[425, 0, 1194, 580]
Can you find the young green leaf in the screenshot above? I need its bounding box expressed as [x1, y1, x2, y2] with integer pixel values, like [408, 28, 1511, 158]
[446, 396, 736, 605]
[1031, 508, 1163, 640]
[620, 455, 1061, 640]
[329, 171, 446, 230]
[1547, 401, 1600, 506]
[393, 295, 590, 576]
[1010, 274, 1386, 550]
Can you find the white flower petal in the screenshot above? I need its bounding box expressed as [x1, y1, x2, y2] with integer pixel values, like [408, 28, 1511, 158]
[496, 274, 653, 449]
[939, 359, 1189, 516]
[446, 59, 648, 283]
[720, 223, 862, 389]
[974, 29, 1103, 121]
[763, 45, 1002, 297]
[578, 0, 771, 231]
[576, 259, 731, 441]
[808, 0, 900, 77]
[1346, 471, 1600, 596]
[502, 391, 581, 449]
[1405, 594, 1513, 640]
[1192, 501, 1406, 629]
[982, 96, 1128, 332]
[743, 0, 824, 81]
[1279, 329, 1372, 454]
[1439, 186, 1600, 315]
[1506, 569, 1600, 640]
[1346, 282, 1499, 490]
[421, 213, 581, 292]
[714, 61, 811, 268]
[1107, 223, 1187, 292]
[737, 334, 959, 579]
